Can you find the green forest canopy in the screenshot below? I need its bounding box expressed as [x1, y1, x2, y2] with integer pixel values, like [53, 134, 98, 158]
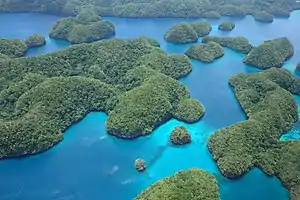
[0, 0, 299, 18]
[135, 168, 220, 200]
[0, 37, 204, 158]
[208, 68, 300, 198]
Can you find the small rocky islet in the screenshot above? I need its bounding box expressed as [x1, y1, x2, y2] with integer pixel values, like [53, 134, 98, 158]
[170, 126, 192, 145]
[185, 42, 224, 62]
[218, 20, 235, 31]
[0, 0, 300, 199]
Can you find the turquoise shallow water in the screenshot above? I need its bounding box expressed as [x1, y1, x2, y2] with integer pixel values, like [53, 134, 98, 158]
[0, 11, 300, 200]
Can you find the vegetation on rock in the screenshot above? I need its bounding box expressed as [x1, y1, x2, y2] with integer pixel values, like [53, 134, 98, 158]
[164, 22, 198, 44]
[189, 20, 212, 37]
[0, 0, 299, 19]
[164, 21, 211, 44]
[172, 98, 205, 122]
[185, 42, 224, 62]
[0, 53, 11, 60]
[25, 34, 46, 47]
[135, 168, 220, 200]
[0, 37, 204, 158]
[203, 11, 221, 19]
[218, 21, 235, 31]
[243, 37, 294, 69]
[208, 68, 300, 196]
[202, 36, 252, 54]
[254, 11, 274, 23]
[49, 8, 115, 44]
[170, 126, 191, 145]
[135, 158, 146, 171]
[0, 39, 27, 58]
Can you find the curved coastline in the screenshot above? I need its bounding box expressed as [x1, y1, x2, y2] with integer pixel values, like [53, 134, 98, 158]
[0, 10, 299, 200]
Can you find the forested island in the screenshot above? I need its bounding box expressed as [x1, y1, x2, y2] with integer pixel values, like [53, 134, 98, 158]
[164, 21, 211, 44]
[202, 36, 253, 54]
[170, 126, 192, 145]
[185, 42, 224, 62]
[218, 21, 235, 31]
[244, 37, 294, 69]
[25, 34, 46, 47]
[49, 7, 115, 44]
[208, 68, 300, 198]
[0, 37, 205, 158]
[135, 168, 220, 200]
[0, 0, 300, 199]
[0, 0, 298, 21]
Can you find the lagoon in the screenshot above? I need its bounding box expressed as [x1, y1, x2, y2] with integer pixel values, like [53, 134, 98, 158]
[0, 11, 299, 200]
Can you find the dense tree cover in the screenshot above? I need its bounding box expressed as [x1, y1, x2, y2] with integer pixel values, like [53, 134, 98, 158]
[189, 20, 212, 37]
[0, 0, 299, 19]
[164, 22, 198, 44]
[164, 21, 211, 44]
[135, 158, 146, 171]
[185, 42, 224, 62]
[106, 73, 198, 138]
[25, 34, 46, 47]
[208, 68, 300, 196]
[220, 4, 245, 17]
[202, 36, 253, 54]
[170, 126, 191, 145]
[172, 98, 205, 123]
[0, 39, 27, 58]
[203, 11, 221, 19]
[0, 53, 10, 60]
[135, 168, 220, 200]
[49, 16, 115, 44]
[0, 37, 204, 158]
[254, 11, 274, 22]
[218, 20, 235, 31]
[244, 37, 294, 69]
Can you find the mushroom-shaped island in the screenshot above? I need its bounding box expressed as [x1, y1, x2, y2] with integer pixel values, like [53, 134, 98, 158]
[134, 158, 147, 172]
[49, 8, 115, 44]
[170, 126, 192, 145]
[218, 21, 235, 31]
[243, 37, 294, 69]
[164, 22, 198, 44]
[25, 34, 46, 47]
[185, 42, 224, 62]
[135, 168, 220, 200]
[164, 20, 212, 44]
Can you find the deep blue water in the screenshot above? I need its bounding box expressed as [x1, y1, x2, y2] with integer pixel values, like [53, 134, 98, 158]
[0, 11, 300, 200]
